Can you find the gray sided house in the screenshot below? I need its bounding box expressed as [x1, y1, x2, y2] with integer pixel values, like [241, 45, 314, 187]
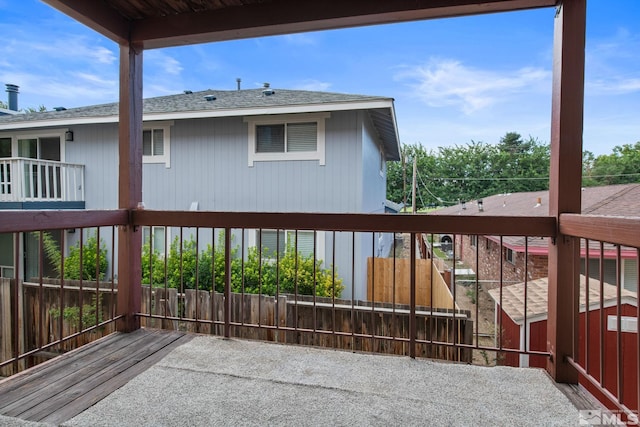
[0, 86, 401, 299]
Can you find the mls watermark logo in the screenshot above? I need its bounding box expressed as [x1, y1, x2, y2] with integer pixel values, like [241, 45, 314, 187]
[579, 409, 639, 426]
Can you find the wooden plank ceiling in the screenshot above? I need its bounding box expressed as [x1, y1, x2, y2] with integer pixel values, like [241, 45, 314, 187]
[43, 0, 557, 49]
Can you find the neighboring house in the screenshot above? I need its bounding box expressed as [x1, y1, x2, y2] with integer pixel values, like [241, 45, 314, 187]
[0, 84, 401, 299]
[430, 184, 640, 292]
[489, 275, 638, 410]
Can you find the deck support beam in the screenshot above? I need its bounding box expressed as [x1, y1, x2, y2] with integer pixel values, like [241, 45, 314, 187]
[547, 0, 585, 384]
[116, 42, 143, 332]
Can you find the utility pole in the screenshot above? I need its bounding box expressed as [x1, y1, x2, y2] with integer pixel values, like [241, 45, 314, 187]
[412, 156, 417, 214]
[402, 156, 407, 212]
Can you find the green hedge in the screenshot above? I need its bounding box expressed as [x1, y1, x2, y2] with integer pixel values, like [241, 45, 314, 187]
[142, 234, 343, 298]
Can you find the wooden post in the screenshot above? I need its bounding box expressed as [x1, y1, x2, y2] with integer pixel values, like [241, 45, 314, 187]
[116, 42, 143, 332]
[547, 0, 585, 384]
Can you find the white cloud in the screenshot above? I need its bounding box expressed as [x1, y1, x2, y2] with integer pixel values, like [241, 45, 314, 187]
[91, 46, 117, 65]
[587, 77, 640, 95]
[395, 58, 550, 115]
[146, 51, 183, 75]
[292, 80, 332, 91]
[585, 28, 640, 96]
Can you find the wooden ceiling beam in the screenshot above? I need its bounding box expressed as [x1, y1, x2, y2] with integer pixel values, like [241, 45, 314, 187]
[132, 0, 557, 49]
[42, 0, 130, 45]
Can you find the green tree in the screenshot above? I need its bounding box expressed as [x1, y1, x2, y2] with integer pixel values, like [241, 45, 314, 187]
[0, 100, 47, 112]
[387, 132, 551, 209]
[584, 142, 640, 186]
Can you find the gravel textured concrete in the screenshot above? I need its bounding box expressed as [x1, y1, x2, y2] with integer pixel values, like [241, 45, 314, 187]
[0, 415, 52, 427]
[54, 335, 580, 427]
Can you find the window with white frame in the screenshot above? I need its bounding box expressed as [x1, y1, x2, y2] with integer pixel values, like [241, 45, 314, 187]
[251, 229, 323, 260]
[505, 248, 515, 264]
[245, 113, 329, 166]
[143, 122, 172, 167]
[470, 235, 478, 247]
[143, 226, 167, 255]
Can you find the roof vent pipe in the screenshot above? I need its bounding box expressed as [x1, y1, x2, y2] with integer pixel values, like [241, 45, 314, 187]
[262, 82, 275, 96]
[5, 84, 19, 111]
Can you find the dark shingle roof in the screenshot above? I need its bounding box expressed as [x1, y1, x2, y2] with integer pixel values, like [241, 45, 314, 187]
[430, 184, 640, 251]
[430, 184, 640, 217]
[0, 88, 400, 160]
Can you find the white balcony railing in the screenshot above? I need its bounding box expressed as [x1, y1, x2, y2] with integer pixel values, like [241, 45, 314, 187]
[0, 157, 84, 203]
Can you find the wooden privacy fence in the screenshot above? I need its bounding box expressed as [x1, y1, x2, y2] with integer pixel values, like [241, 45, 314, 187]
[367, 257, 458, 310]
[141, 286, 473, 362]
[2, 277, 472, 377]
[1, 278, 116, 376]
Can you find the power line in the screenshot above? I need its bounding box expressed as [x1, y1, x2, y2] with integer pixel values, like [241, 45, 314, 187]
[421, 172, 640, 182]
[416, 169, 459, 205]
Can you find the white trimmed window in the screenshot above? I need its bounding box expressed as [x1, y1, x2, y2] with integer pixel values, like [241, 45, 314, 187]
[245, 113, 329, 166]
[470, 235, 478, 247]
[143, 122, 172, 167]
[143, 226, 167, 255]
[249, 229, 324, 260]
[505, 248, 515, 264]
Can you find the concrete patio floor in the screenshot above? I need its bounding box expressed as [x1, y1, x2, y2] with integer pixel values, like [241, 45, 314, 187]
[2, 335, 582, 426]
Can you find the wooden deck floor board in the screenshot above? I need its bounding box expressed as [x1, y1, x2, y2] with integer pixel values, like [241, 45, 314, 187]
[0, 330, 143, 402]
[2, 330, 168, 417]
[0, 329, 152, 409]
[41, 332, 193, 425]
[0, 328, 192, 425]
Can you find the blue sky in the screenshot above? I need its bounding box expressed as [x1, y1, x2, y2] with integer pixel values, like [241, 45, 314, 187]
[0, 1, 638, 155]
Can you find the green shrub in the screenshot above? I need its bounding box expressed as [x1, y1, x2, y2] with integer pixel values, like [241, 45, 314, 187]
[39, 230, 108, 280]
[50, 295, 103, 329]
[64, 233, 108, 280]
[142, 233, 343, 298]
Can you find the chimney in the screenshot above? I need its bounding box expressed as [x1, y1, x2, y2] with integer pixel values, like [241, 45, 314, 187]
[236, 78, 241, 91]
[535, 197, 542, 208]
[5, 84, 19, 111]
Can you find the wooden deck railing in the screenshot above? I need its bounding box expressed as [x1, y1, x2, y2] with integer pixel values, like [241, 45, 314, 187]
[560, 213, 640, 419]
[1, 208, 638, 420]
